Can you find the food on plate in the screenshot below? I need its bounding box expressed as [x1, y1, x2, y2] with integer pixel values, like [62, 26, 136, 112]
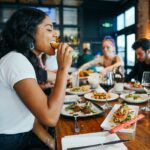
[79, 70, 93, 77]
[70, 85, 90, 92]
[65, 102, 97, 115]
[125, 94, 142, 100]
[110, 114, 145, 133]
[91, 91, 111, 99]
[112, 103, 134, 123]
[128, 82, 142, 88]
[50, 41, 59, 49]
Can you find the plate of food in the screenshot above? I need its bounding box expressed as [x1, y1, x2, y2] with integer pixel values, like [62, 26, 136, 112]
[101, 104, 139, 133]
[124, 82, 144, 92]
[61, 101, 104, 117]
[120, 93, 149, 103]
[66, 85, 91, 95]
[84, 91, 119, 102]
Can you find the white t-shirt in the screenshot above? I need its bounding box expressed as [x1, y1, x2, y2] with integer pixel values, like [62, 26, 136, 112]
[45, 55, 58, 71]
[0, 52, 36, 134]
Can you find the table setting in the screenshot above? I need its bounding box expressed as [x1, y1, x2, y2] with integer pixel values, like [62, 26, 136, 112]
[58, 71, 150, 150]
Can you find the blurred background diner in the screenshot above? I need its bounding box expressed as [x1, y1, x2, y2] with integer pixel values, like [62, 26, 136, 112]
[0, 0, 150, 79]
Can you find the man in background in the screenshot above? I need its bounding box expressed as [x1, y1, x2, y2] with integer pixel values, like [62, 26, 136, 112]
[77, 43, 96, 71]
[125, 38, 150, 82]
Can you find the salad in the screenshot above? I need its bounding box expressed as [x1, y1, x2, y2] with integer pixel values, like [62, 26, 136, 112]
[128, 82, 142, 88]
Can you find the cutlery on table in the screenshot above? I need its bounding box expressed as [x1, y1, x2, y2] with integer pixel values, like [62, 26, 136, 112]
[67, 139, 129, 150]
[74, 114, 80, 133]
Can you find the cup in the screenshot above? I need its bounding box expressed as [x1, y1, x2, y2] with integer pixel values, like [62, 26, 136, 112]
[114, 82, 124, 92]
[72, 73, 79, 87]
[88, 73, 99, 89]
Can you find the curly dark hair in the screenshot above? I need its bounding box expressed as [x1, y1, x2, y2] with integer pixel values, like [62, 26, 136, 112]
[0, 8, 48, 83]
[132, 38, 150, 51]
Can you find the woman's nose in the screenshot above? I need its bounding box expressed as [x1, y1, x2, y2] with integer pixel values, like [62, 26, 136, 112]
[52, 31, 59, 37]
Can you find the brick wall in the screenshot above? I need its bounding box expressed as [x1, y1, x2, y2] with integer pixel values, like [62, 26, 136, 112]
[137, 0, 150, 39]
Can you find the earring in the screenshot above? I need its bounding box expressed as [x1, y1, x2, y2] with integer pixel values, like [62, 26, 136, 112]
[29, 42, 35, 50]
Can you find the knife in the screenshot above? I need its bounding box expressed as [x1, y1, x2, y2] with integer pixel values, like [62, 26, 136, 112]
[67, 139, 129, 150]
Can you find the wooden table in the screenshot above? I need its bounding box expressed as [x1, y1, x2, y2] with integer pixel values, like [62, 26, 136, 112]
[55, 99, 150, 150]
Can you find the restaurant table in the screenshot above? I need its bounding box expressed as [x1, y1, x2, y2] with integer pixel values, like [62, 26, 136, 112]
[55, 98, 150, 150]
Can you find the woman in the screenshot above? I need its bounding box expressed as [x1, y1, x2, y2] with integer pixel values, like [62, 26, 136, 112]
[78, 36, 123, 75]
[0, 8, 72, 150]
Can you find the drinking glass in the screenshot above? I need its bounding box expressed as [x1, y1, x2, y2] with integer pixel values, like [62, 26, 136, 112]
[71, 73, 79, 88]
[100, 72, 114, 110]
[141, 71, 150, 112]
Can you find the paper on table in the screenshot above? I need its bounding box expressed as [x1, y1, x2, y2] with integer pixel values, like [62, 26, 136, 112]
[62, 132, 128, 150]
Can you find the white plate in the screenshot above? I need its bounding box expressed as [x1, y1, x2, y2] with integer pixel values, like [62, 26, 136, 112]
[120, 93, 149, 103]
[64, 95, 80, 103]
[124, 83, 145, 92]
[109, 88, 132, 94]
[61, 102, 103, 117]
[66, 88, 91, 95]
[84, 92, 119, 102]
[101, 104, 139, 133]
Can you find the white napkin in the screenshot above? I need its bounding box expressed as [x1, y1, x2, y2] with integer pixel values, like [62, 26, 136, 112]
[64, 95, 80, 103]
[88, 73, 100, 89]
[62, 132, 128, 150]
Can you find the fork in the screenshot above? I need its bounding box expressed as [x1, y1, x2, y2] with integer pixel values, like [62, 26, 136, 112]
[74, 114, 80, 133]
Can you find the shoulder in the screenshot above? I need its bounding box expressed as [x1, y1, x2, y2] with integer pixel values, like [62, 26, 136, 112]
[2, 52, 32, 68]
[8, 52, 29, 63]
[115, 55, 121, 59]
[0, 52, 36, 87]
[114, 55, 123, 62]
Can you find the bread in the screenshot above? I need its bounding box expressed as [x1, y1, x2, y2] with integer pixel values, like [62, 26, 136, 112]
[50, 42, 59, 49]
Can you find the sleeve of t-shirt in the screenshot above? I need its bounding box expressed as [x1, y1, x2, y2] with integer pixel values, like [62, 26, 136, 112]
[4, 53, 36, 89]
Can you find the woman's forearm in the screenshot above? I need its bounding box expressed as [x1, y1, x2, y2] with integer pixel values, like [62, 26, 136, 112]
[47, 68, 68, 125]
[33, 120, 55, 149]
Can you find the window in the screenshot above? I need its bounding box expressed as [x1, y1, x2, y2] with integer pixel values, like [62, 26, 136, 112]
[63, 8, 77, 25]
[125, 7, 135, 27]
[63, 27, 79, 45]
[117, 35, 125, 61]
[117, 14, 124, 31]
[116, 6, 136, 72]
[127, 34, 135, 66]
[34, 7, 59, 24]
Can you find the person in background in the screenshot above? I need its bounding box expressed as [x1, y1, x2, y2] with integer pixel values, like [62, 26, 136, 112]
[38, 53, 57, 91]
[78, 36, 123, 75]
[125, 38, 150, 82]
[77, 43, 96, 71]
[45, 55, 58, 71]
[0, 8, 72, 150]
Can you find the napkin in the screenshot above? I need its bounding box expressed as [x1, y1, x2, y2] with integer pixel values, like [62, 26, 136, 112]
[88, 73, 99, 89]
[64, 95, 80, 103]
[62, 132, 128, 150]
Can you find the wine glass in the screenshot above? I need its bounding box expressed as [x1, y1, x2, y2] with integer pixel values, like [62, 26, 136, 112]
[141, 71, 150, 112]
[100, 72, 114, 110]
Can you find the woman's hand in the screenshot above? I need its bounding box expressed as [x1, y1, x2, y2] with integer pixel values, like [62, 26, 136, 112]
[57, 43, 73, 71]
